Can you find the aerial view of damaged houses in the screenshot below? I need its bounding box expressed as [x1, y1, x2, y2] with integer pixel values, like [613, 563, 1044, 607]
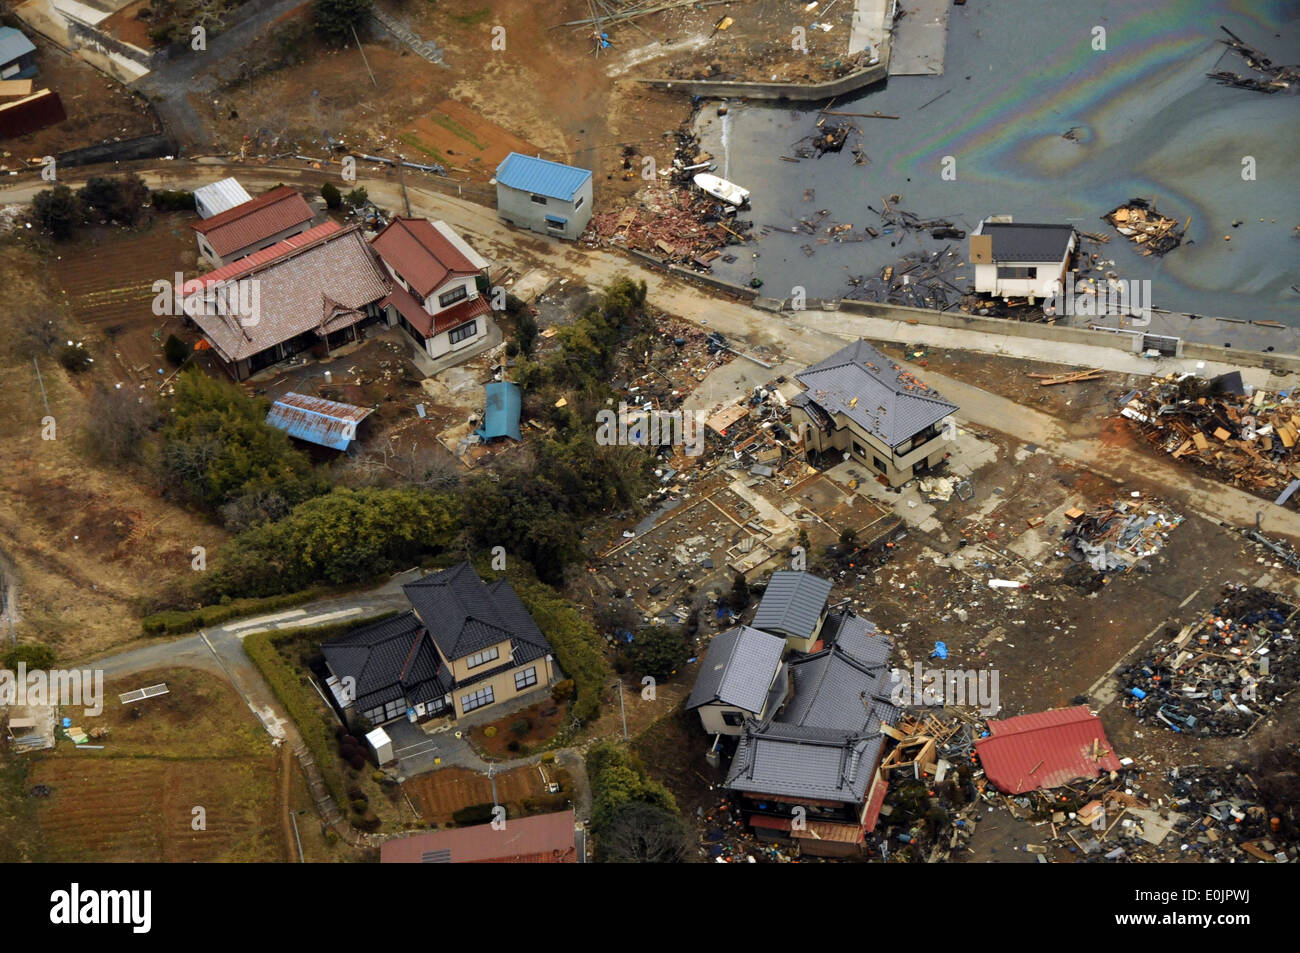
[0, 0, 1296, 868]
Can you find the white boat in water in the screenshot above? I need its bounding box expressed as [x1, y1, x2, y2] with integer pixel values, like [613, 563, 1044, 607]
[693, 173, 750, 207]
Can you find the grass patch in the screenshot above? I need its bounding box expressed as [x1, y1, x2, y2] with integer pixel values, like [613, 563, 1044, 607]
[449, 5, 492, 26]
[428, 111, 485, 151]
[398, 133, 448, 166]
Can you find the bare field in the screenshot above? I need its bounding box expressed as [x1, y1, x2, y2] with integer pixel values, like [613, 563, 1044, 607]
[22, 667, 283, 862]
[0, 240, 228, 660]
[402, 764, 548, 823]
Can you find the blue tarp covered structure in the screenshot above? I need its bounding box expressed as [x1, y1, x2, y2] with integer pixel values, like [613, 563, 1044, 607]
[476, 381, 522, 442]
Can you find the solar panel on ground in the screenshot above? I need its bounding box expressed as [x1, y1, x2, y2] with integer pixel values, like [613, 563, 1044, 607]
[118, 683, 170, 705]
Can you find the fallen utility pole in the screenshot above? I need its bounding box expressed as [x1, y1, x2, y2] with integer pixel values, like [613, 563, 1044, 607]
[820, 110, 899, 119]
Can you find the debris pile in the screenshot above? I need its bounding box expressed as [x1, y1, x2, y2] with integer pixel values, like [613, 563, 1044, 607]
[1103, 198, 1188, 256]
[1120, 376, 1300, 500]
[1166, 761, 1298, 862]
[1060, 497, 1183, 574]
[1207, 25, 1299, 93]
[1118, 585, 1297, 736]
[844, 246, 967, 309]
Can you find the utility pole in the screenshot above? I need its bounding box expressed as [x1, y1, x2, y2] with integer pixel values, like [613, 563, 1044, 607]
[616, 679, 628, 741]
[351, 24, 377, 88]
[289, 810, 305, 862]
[32, 357, 50, 417]
[396, 151, 412, 217]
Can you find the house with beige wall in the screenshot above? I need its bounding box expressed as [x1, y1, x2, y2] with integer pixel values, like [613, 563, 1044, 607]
[321, 562, 555, 726]
[686, 626, 789, 736]
[789, 339, 958, 488]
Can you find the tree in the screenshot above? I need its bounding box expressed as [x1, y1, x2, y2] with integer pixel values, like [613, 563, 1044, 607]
[12, 306, 65, 360]
[85, 383, 161, 466]
[159, 369, 321, 511]
[314, 0, 373, 46]
[163, 333, 190, 367]
[597, 801, 691, 863]
[625, 625, 689, 681]
[586, 740, 678, 833]
[344, 187, 368, 207]
[31, 185, 82, 240]
[728, 572, 750, 611]
[77, 174, 149, 226]
[320, 181, 342, 209]
[515, 308, 538, 357]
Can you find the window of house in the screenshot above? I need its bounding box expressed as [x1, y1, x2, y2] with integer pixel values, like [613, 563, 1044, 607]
[383, 698, 406, 721]
[873, 456, 888, 473]
[996, 266, 1038, 279]
[574, 196, 584, 210]
[465, 645, 499, 669]
[514, 666, 538, 691]
[438, 285, 468, 308]
[545, 215, 567, 231]
[722, 710, 744, 727]
[530, 194, 547, 205]
[461, 686, 495, 713]
[449, 320, 478, 345]
[363, 706, 384, 723]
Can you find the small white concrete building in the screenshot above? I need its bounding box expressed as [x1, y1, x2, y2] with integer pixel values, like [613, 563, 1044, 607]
[366, 726, 395, 766]
[970, 217, 1076, 301]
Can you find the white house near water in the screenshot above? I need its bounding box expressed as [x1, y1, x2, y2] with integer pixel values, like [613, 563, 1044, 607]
[969, 217, 1076, 301]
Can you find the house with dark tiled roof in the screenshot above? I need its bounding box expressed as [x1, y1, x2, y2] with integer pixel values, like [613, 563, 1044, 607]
[723, 615, 900, 858]
[685, 626, 789, 735]
[192, 185, 315, 267]
[789, 339, 958, 487]
[370, 217, 495, 364]
[751, 570, 834, 653]
[969, 216, 1076, 301]
[323, 562, 555, 725]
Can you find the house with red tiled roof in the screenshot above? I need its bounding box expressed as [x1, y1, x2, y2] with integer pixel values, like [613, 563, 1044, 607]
[370, 217, 495, 363]
[181, 221, 391, 381]
[191, 185, 316, 267]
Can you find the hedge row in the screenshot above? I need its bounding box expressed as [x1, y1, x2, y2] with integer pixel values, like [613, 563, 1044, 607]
[141, 587, 332, 636]
[242, 613, 396, 812]
[510, 579, 611, 724]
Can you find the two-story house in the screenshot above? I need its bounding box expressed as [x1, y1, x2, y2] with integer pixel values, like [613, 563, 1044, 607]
[494, 152, 593, 241]
[751, 570, 834, 654]
[969, 217, 1077, 301]
[371, 217, 495, 363]
[321, 562, 555, 726]
[685, 625, 789, 735]
[789, 339, 959, 488]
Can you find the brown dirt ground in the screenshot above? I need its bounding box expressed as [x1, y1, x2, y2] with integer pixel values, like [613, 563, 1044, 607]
[467, 696, 567, 759]
[207, 0, 690, 208]
[0, 239, 229, 659]
[25, 666, 283, 862]
[0, 30, 159, 166]
[401, 763, 550, 823]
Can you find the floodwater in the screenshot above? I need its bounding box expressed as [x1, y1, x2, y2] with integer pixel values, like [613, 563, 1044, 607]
[694, 0, 1300, 329]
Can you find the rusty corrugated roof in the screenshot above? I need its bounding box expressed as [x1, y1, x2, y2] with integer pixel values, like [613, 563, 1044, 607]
[975, 705, 1122, 795]
[380, 810, 576, 863]
[266, 392, 374, 451]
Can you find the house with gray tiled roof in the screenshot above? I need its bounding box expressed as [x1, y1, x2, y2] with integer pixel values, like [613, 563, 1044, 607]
[751, 570, 834, 653]
[685, 626, 789, 736]
[723, 621, 900, 858]
[322, 562, 554, 725]
[789, 339, 958, 487]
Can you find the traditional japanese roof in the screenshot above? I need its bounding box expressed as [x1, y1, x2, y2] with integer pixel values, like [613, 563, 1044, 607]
[751, 571, 833, 642]
[183, 223, 390, 364]
[192, 185, 313, 257]
[795, 339, 958, 448]
[402, 563, 551, 666]
[686, 625, 786, 713]
[321, 612, 451, 714]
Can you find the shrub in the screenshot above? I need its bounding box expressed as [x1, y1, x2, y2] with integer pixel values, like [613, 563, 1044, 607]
[483, 725, 497, 738]
[313, 0, 373, 46]
[32, 184, 82, 240]
[451, 803, 497, 826]
[320, 181, 342, 208]
[512, 580, 611, 724]
[347, 753, 365, 771]
[355, 811, 382, 832]
[346, 785, 365, 800]
[163, 334, 190, 367]
[510, 717, 531, 737]
[345, 187, 368, 207]
[506, 741, 520, 752]
[150, 189, 195, 212]
[540, 752, 556, 764]
[57, 342, 93, 373]
[3, 644, 57, 670]
[350, 799, 368, 814]
[624, 625, 689, 681]
[371, 770, 386, 783]
[551, 679, 575, 702]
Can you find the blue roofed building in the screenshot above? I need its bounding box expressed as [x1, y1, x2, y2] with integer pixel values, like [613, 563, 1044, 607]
[0, 27, 38, 80]
[494, 153, 593, 241]
[476, 381, 522, 442]
[265, 391, 373, 452]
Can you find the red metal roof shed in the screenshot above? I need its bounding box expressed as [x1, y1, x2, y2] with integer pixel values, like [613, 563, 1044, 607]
[975, 705, 1122, 795]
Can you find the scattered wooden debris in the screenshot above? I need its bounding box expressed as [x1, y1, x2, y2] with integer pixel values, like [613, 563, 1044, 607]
[1103, 198, 1188, 256]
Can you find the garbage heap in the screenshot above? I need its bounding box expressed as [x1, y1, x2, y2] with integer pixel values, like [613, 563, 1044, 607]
[1103, 198, 1187, 256]
[1061, 497, 1183, 574]
[1166, 760, 1298, 862]
[1120, 376, 1300, 501]
[1117, 585, 1297, 736]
